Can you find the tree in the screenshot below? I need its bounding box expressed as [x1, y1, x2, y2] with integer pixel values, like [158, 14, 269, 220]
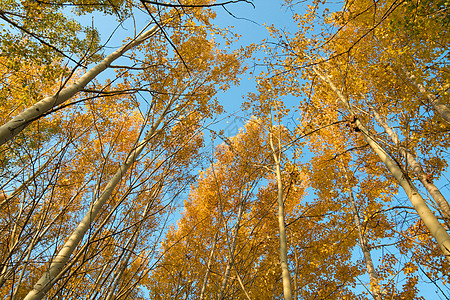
[149, 119, 366, 299]
[0, 1, 247, 298]
[2, 0, 449, 298]
[250, 0, 449, 296]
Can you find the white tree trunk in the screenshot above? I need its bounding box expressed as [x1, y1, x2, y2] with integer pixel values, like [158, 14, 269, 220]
[401, 66, 450, 124]
[340, 164, 381, 300]
[313, 65, 450, 261]
[23, 97, 175, 300]
[345, 182, 381, 300]
[269, 130, 293, 300]
[199, 215, 222, 300]
[0, 23, 160, 146]
[372, 107, 450, 220]
[217, 199, 245, 300]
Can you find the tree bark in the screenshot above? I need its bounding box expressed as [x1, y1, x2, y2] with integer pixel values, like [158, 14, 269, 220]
[350, 191, 382, 300]
[350, 192, 381, 300]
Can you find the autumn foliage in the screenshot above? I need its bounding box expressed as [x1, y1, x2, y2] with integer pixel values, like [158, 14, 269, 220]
[0, 0, 449, 299]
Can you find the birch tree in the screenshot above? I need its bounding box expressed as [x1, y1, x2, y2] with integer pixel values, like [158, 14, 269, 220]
[249, 0, 449, 296]
[0, 1, 247, 298]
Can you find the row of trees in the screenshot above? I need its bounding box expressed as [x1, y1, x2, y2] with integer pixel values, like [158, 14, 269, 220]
[0, 0, 449, 299]
[0, 0, 245, 298]
[150, 0, 450, 298]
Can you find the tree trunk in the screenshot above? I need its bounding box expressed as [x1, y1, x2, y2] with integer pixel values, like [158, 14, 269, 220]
[217, 199, 245, 300]
[340, 164, 381, 300]
[350, 191, 382, 300]
[23, 97, 176, 300]
[312, 64, 450, 261]
[400, 66, 450, 124]
[269, 129, 293, 300]
[104, 189, 159, 300]
[0, 23, 161, 146]
[371, 107, 450, 220]
[199, 215, 222, 300]
[345, 182, 382, 300]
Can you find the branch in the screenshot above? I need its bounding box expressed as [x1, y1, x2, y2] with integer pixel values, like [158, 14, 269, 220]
[0, 8, 87, 67]
[142, 0, 255, 9]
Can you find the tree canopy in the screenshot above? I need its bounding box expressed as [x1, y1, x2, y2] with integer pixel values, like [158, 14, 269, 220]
[0, 0, 449, 299]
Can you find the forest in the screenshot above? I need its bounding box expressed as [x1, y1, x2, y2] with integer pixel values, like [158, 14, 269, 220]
[0, 0, 449, 299]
